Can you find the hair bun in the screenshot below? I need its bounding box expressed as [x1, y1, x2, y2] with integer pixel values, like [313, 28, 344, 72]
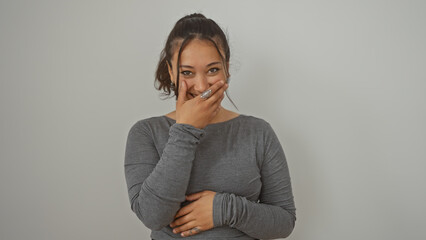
[179, 13, 206, 22]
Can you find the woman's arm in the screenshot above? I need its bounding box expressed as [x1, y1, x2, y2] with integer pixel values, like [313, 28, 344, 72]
[212, 122, 296, 239]
[124, 120, 205, 231]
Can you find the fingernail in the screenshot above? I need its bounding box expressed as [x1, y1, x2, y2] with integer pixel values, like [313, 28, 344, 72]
[221, 80, 225, 84]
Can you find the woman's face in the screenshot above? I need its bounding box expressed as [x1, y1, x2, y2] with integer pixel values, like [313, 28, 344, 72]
[167, 39, 229, 99]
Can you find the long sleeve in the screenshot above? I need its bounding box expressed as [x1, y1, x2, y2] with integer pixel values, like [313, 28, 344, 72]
[124, 120, 205, 231]
[212, 122, 296, 239]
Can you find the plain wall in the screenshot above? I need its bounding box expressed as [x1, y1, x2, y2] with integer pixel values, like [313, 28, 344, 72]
[1, 0, 425, 239]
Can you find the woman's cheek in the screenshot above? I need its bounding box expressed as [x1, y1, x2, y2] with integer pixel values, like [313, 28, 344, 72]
[210, 76, 225, 84]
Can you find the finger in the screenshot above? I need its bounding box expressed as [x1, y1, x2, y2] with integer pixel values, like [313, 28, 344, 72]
[186, 192, 203, 201]
[172, 220, 198, 234]
[170, 212, 194, 228]
[210, 83, 228, 105]
[174, 204, 193, 219]
[181, 226, 203, 237]
[215, 88, 226, 104]
[197, 80, 225, 101]
[177, 80, 188, 106]
[210, 82, 228, 101]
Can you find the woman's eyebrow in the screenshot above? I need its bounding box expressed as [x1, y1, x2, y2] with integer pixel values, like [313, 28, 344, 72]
[180, 61, 221, 68]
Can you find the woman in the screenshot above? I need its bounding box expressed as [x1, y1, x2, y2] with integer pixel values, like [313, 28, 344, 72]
[124, 13, 296, 239]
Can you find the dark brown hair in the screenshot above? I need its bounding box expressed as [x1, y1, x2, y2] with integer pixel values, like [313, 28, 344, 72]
[154, 13, 237, 110]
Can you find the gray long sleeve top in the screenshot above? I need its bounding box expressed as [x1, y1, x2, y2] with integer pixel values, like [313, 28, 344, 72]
[124, 114, 296, 239]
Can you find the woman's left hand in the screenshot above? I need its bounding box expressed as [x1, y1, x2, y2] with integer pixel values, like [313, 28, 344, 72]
[169, 190, 217, 237]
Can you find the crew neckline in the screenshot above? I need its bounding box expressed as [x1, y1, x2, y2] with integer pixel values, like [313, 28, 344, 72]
[162, 114, 244, 127]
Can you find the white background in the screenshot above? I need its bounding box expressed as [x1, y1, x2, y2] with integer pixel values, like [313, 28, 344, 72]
[1, 0, 425, 239]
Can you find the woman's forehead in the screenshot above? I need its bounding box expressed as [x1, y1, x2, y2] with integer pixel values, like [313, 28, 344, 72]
[171, 38, 225, 65]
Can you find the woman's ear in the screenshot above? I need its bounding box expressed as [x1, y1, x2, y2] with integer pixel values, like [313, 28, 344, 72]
[167, 61, 175, 84]
[226, 62, 231, 79]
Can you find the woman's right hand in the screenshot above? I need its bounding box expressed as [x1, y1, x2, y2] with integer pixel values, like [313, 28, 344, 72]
[176, 79, 228, 129]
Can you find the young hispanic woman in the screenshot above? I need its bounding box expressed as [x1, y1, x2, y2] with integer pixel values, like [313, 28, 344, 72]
[124, 13, 296, 240]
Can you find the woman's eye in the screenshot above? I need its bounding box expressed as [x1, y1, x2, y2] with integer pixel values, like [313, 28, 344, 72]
[208, 68, 220, 74]
[180, 71, 192, 76]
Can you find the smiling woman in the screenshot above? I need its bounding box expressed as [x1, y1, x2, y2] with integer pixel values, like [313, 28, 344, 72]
[124, 13, 296, 239]
[169, 39, 227, 102]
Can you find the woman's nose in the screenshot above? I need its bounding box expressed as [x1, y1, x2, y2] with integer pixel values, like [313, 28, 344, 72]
[193, 75, 209, 93]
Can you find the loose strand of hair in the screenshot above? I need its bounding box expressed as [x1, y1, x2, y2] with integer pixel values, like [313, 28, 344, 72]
[204, 37, 239, 111]
[175, 35, 196, 99]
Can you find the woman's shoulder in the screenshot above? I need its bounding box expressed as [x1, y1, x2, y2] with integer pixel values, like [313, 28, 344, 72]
[217, 108, 267, 125]
[127, 115, 171, 134]
[236, 113, 272, 128]
[130, 115, 162, 126]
